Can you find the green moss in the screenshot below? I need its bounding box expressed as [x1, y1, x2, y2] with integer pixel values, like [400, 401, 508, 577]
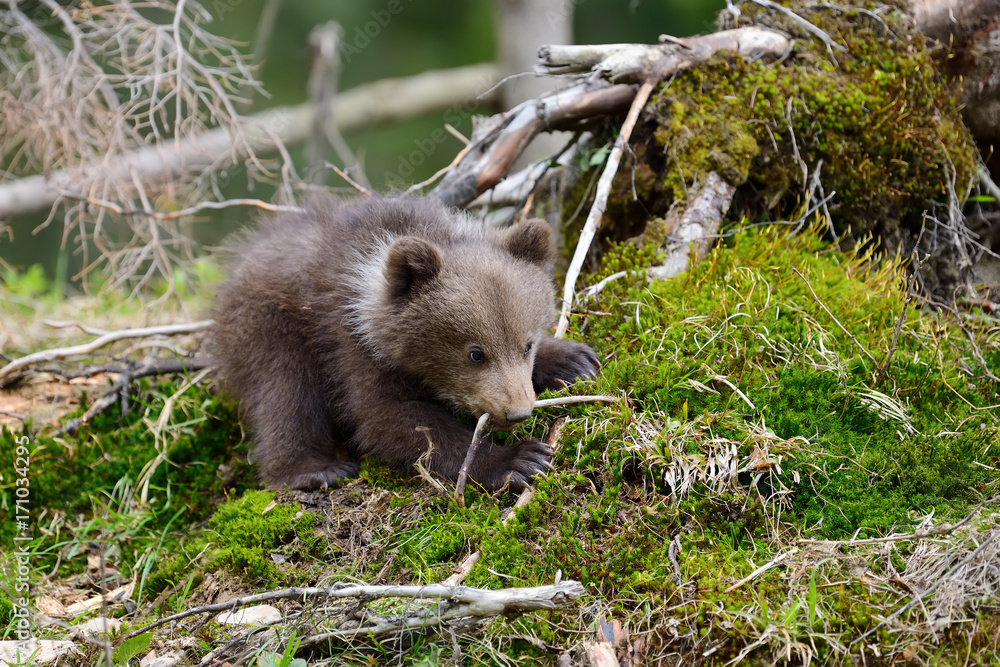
[581, 229, 997, 538]
[565, 0, 980, 258]
[208, 490, 318, 582]
[0, 382, 250, 625]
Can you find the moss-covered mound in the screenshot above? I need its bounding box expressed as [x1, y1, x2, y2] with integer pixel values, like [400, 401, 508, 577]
[6, 225, 997, 665]
[574, 0, 979, 295]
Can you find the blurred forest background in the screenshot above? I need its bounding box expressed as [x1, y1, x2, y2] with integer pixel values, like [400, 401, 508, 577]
[0, 0, 723, 282]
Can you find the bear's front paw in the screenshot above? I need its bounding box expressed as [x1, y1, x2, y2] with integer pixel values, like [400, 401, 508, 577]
[477, 438, 553, 492]
[273, 461, 360, 490]
[533, 338, 600, 393]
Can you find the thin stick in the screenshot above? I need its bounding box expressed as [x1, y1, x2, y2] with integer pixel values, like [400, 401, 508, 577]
[724, 548, 799, 592]
[555, 80, 656, 339]
[66, 195, 304, 222]
[404, 141, 474, 195]
[53, 358, 216, 436]
[0, 321, 214, 380]
[454, 413, 491, 507]
[328, 164, 373, 196]
[123, 580, 584, 641]
[749, 0, 846, 54]
[533, 395, 618, 408]
[792, 268, 877, 364]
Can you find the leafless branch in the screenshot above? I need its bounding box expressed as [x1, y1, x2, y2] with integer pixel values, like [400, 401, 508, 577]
[454, 413, 491, 507]
[0, 321, 213, 381]
[555, 81, 655, 338]
[123, 580, 585, 642]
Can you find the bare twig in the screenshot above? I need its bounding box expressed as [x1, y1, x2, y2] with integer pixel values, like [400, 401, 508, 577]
[556, 80, 655, 338]
[533, 395, 619, 408]
[328, 163, 373, 196]
[950, 308, 1000, 383]
[63, 195, 305, 222]
[747, 0, 847, 54]
[123, 580, 585, 642]
[537, 28, 791, 82]
[725, 548, 800, 592]
[53, 357, 216, 436]
[807, 2, 901, 41]
[454, 413, 491, 507]
[980, 166, 1000, 203]
[0, 322, 214, 381]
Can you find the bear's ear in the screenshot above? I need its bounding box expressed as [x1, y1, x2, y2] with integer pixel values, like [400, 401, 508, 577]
[385, 237, 442, 299]
[504, 218, 552, 266]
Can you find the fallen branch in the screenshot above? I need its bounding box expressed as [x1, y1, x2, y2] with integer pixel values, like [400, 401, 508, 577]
[647, 172, 738, 281]
[555, 81, 655, 338]
[537, 27, 792, 82]
[53, 357, 216, 436]
[0, 321, 213, 381]
[123, 580, 584, 643]
[0, 64, 500, 219]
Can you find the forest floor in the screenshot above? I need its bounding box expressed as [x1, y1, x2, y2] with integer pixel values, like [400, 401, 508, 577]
[2, 224, 999, 666]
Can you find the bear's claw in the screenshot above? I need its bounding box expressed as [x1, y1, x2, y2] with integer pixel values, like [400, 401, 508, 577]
[496, 438, 554, 491]
[533, 338, 600, 392]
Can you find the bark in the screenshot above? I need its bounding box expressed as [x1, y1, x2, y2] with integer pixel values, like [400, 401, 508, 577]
[648, 173, 738, 280]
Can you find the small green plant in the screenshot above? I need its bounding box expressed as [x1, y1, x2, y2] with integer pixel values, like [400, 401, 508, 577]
[256, 632, 306, 667]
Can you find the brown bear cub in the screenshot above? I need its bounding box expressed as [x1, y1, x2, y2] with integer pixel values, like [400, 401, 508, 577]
[213, 196, 599, 491]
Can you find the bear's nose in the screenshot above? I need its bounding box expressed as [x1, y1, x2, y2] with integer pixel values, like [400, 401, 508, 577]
[504, 407, 533, 423]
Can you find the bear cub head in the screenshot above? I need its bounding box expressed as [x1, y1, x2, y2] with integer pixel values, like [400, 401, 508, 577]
[359, 218, 556, 429]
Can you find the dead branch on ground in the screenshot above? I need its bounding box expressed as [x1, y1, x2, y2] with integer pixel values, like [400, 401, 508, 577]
[0, 321, 213, 381]
[123, 579, 585, 645]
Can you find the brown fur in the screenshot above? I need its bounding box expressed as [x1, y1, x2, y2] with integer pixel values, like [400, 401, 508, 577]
[212, 196, 599, 491]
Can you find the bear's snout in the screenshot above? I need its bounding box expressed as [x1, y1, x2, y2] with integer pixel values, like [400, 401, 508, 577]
[503, 406, 533, 423]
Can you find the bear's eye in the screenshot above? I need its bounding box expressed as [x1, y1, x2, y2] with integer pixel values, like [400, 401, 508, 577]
[524, 341, 533, 357]
[468, 348, 485, 364]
